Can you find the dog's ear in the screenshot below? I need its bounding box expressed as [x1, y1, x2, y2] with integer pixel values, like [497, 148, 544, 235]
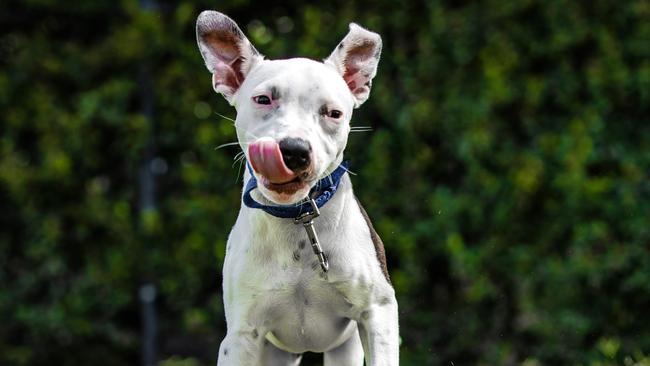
[325, 23, 382, 108]
[196, 11, 262, 104]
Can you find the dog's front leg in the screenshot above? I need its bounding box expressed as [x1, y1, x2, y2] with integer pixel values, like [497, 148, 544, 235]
[217, 326, 264, 366]
[358, 296, 400, 366]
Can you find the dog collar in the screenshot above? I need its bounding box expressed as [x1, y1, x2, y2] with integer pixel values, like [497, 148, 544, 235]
[242, 160, 350, 219]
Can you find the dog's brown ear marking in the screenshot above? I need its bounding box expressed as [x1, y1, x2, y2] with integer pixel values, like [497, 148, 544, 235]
[325, 23, 382, 108]
[196, 11, 262, 104]
[354, 196, 391, 284]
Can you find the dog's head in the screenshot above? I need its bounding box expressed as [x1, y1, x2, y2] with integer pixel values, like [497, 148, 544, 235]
[197, 11, 381, 205]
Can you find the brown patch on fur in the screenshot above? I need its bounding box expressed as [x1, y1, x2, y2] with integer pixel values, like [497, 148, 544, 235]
[354, 196, 391, 284]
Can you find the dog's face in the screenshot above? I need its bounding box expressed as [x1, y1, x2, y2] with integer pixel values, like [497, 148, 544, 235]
[232, 59, 355, 204]
[197, 11, 381, 204]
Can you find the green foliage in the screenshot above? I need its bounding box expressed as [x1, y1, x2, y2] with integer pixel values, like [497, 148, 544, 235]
[1, 0, 648, 365]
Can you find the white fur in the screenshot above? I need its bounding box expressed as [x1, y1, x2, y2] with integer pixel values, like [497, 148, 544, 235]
[196, 11, 399, 365]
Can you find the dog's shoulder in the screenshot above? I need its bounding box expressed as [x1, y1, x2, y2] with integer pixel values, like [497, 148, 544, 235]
[353, 195, 391, 285]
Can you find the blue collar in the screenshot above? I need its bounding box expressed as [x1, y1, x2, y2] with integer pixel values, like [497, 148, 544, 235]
[243, 160, 350, 219]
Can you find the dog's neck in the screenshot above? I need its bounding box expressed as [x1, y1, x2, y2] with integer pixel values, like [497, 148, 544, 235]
[241, 170, 353, 232]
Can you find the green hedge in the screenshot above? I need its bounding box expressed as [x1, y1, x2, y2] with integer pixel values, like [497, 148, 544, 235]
[1, 0, 648, 365]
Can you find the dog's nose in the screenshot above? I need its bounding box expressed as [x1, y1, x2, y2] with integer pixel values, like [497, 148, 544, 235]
[279, 138, 311, 172]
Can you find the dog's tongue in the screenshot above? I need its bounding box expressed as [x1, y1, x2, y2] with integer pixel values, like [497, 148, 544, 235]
[248, 138, 296, 184]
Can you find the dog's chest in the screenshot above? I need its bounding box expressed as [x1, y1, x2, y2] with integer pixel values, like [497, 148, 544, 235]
[230, 216, 364, 352]
[243, 245, 353, 352]
[243, 222, 353, 311]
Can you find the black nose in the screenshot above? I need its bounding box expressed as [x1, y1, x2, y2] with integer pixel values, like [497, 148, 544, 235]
[279, 137, 311, 172]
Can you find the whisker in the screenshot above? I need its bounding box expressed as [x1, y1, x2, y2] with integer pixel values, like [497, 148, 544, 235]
[232, 153, 246, 168]
[235, 155, 245, 183]
[341, 165, 357, 176]
[233, 151, 245, 161]
[215, 111, 236, 124]
[215, 142, 241, 150]
[314, 163, 340, 188]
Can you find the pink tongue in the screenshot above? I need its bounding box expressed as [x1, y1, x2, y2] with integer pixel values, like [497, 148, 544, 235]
[248, 138, 296, 184]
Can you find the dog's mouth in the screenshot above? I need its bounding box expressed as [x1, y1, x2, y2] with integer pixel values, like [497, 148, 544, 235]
[248, 138, 313, 197]
[261, 173, 311, 194]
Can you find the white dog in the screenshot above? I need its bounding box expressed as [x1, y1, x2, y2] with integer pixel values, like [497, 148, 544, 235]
[196, 11, 399, 365]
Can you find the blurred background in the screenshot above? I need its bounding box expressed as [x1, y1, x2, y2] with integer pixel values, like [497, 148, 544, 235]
[1, 0, 648, 365]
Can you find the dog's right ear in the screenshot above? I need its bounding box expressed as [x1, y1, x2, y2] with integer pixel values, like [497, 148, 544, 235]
[196, 11, 262, 104]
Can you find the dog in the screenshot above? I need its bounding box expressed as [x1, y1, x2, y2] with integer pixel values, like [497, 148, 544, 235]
[196, 11, 399, 366]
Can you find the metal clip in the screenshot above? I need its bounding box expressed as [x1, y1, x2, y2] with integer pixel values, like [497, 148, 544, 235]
[294, 199, 328, 272]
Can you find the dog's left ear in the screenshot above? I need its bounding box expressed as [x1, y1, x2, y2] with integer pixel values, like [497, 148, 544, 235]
[325, 23, 382, 108]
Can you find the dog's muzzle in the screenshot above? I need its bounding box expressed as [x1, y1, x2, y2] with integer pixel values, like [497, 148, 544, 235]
[248, 137, 297, 184]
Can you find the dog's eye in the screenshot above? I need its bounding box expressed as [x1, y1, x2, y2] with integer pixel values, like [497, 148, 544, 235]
[253, 95, 271, 105]
[328, 110, 343, 119]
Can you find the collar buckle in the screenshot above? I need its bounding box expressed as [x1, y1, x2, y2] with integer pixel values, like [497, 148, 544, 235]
[294, 198, 320, 224]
